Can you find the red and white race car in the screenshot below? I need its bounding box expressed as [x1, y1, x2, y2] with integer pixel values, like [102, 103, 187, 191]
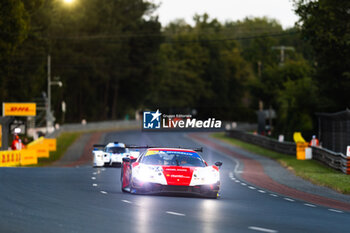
[121, 147, 222, 198]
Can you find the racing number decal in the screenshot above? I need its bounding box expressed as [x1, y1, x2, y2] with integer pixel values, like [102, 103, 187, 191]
[145, 150, 159, 156]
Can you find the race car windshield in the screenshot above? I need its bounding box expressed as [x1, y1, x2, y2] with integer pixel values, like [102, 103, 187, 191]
[107, 147, 126, 153]
[141, 151, 206, 167]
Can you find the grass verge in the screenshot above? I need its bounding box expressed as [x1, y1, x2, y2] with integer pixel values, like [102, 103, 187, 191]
[36, 132, 82, 166]
[212, 132, 350, 194]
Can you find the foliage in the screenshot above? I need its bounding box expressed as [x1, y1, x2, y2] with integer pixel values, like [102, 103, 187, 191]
[150, 15, 255, 120]
[294, 0, 350, 111]
[0, 1, 348, 136]
[0, 0, 162, 122]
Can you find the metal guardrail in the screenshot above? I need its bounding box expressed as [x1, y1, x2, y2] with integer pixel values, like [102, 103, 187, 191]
[225, 130, 296, 155]
[225, 129, 350, 175]
[312, 146, 350, 174]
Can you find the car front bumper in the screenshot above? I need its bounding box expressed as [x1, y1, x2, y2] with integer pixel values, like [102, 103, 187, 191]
[111, 154, 128, 164]
[131, 180, 220, 197]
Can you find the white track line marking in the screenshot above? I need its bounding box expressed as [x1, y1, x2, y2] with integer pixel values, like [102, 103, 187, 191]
[121, 200, 132, 204]
[248, 226, 278, 233]
[91, 177, 96, 180]
[92, 184, 98, 187]
[258, 190, 266, 193]
[229, 172, 234, 178]
[270, 194, 278, 197]
[328, 209, 343, 213]
[284, 198, 295, 202]
[93, 172, 97, 175]
[235, 180, 240, 183]
[100, 191, 107, 194]
[241, 183, 247, 186]
[101, 168, 106, 171]
[304, 203, 316, 208]
[249, 186, 256, 190]
[166, 211, 186, 216]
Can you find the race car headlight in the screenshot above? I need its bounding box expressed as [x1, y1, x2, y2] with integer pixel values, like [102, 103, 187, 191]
[133, 165, 163, 182]
[193, 168, 219, 185]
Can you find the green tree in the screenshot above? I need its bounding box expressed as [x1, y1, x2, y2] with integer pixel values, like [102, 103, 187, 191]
[0, 0, 30, 101]
[294, 0, 350, 111]
[254, 59, 318, 135]
[149, 15, 254, 120]
[277, 75, 318, 135]
[0, 0, 29, 56]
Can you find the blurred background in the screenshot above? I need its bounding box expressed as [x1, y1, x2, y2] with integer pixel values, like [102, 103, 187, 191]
[0, 0, 349, 141]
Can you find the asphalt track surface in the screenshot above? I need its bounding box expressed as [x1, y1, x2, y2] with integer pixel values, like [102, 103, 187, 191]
[0, 131, 349, 233]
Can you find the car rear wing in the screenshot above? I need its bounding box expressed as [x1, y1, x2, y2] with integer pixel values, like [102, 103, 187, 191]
[125, 145, 158, 149]
[125, 145, 203, 152]
[192, 147, 203, 152]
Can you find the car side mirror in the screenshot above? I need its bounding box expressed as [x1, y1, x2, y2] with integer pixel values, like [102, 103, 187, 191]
[122, 157, 131, 163]
[215, 161, 222, 167]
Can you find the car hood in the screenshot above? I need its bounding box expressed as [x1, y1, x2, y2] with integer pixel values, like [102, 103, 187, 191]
[162, 166, 195, 186]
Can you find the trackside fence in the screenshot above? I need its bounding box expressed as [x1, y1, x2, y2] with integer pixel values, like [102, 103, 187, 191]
[225, 129, 350, 175]
[225, 130, 296, 155]
[311, 146, 350, 174]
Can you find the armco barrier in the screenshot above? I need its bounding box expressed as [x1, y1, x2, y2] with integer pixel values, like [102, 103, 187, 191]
[225, 130, 296, 155]
[226, 129, 349, 175]
[311, 146, 349, 174]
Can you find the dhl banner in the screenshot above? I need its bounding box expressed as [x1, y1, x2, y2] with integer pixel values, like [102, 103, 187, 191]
[0, 151, 21, 166]
[27, 137, 56, 158]
[27, 137, 49, 158]
[0, 137, 56, 167]
[0, 150, 37, 167]
[45, 138, 57, 151]
[20, 150, 38, 165]
[2, 102, 36, 116]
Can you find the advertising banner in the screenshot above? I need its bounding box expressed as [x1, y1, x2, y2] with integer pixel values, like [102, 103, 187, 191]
[3, 103, 36, 116]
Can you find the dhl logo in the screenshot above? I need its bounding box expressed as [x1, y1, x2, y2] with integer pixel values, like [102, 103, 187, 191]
[3, 103, 36, 116]
[10, 107, 30, 112]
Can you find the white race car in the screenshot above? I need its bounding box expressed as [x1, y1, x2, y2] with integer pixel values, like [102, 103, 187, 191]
[93, 142, 131, 167]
